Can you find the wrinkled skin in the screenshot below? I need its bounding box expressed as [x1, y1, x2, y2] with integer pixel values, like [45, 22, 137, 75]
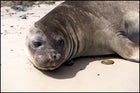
[25, 1, 139, 70]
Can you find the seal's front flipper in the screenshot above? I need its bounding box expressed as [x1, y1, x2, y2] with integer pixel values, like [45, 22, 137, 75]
[110, 35, 139, 62]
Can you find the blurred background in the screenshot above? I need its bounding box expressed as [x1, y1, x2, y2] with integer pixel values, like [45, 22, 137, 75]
[1, 1, 57, 11]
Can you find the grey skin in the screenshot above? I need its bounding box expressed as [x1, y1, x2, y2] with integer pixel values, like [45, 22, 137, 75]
[25, 1, 139, 70]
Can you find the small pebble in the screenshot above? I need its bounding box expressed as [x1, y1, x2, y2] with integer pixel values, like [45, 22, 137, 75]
[5, 9, 9, 12]
[19, 15, 27, 19]
[101, 59, 114, 65]
[10, 49, 14, 51]
[97, 74, 100, 76]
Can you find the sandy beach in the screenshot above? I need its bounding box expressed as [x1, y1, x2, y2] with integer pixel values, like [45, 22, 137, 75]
[1, 1, 139, 92]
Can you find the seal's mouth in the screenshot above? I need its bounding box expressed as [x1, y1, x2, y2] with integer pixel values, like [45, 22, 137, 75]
[33, 60, 63, 70]
[25, 51, 64, 70]
[24, 48, 61, 70]
[34, 64, 58, 70]
[32, 52, 64, 70]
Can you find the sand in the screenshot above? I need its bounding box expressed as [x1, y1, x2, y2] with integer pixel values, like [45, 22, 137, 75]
[1, 1, 139, 92]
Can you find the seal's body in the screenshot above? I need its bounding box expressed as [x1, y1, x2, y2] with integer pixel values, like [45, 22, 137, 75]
[25, 1, 139, 70]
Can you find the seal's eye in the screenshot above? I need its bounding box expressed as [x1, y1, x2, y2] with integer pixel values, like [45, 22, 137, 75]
[32, 40, 42, 48]
[55, 38, 64, 49]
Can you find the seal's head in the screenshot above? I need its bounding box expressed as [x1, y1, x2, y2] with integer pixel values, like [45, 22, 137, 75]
[25, 22, 70, 70]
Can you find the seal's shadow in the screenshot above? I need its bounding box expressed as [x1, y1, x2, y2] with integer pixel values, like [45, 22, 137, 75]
[39, 54, 122, 79]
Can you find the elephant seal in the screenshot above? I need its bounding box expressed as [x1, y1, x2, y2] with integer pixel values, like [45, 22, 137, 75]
[25, 1, 139, 70]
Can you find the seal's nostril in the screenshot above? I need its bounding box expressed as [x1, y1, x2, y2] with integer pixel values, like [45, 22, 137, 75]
[51, 53, 58, 61]
[53, 55, 57, 59]
[51, 53, 61, 61]
[32, 40, 42, 48]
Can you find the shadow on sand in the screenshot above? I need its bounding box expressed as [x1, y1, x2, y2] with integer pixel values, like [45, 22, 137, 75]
[37, 54, 124, 79]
